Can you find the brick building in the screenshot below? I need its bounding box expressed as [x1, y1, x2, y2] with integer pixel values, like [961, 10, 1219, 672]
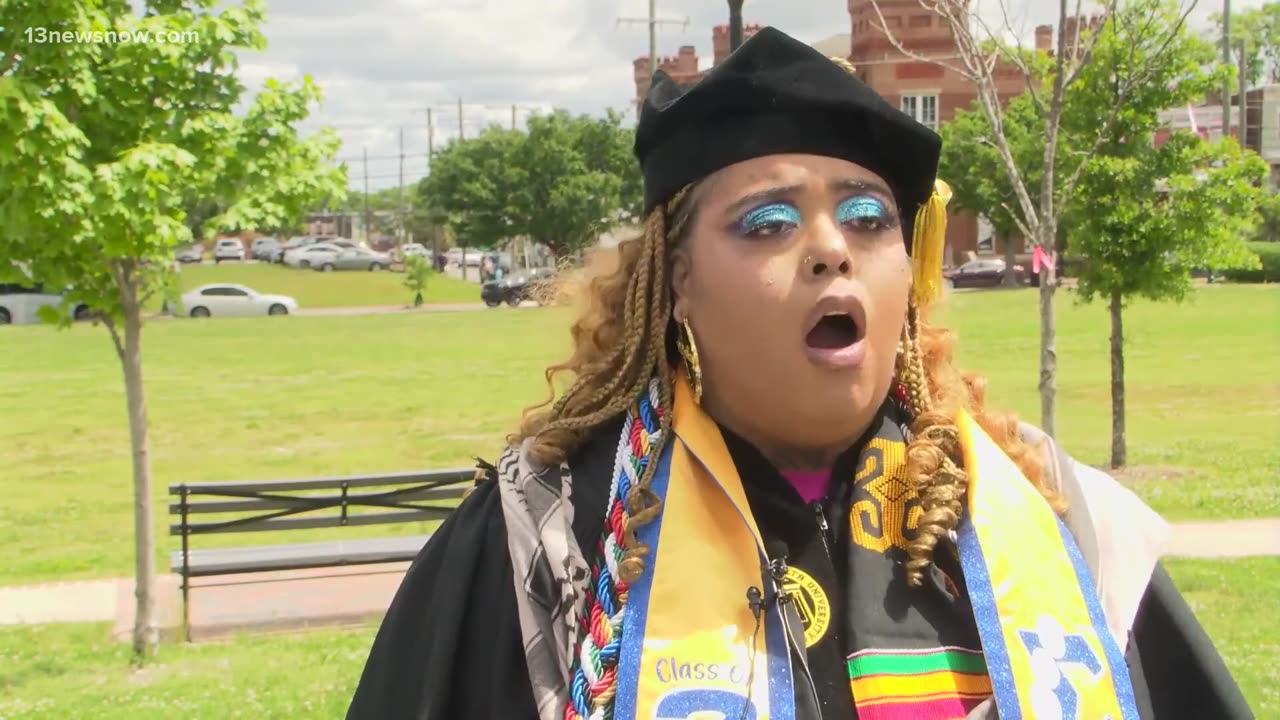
[632, 8, 1097, 264]
[631, 24, 765, 105]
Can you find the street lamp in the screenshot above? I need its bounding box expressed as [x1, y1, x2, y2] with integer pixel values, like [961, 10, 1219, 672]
[728, 0, 745, 52]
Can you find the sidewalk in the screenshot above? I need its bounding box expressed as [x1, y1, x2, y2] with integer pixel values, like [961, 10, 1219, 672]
[2, 518, 1276, 640]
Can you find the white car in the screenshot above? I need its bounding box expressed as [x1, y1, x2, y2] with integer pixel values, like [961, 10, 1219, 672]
[0, 283, 93, 325]
[213, 239, 246, 263]
[445, 247, 485, 267]
[283, 242, 345, 268]
[400, 243, 430, 261]
[180, 284, 298, 318]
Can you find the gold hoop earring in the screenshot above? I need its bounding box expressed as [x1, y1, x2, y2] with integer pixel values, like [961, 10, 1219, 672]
[676, 317, 703, 404]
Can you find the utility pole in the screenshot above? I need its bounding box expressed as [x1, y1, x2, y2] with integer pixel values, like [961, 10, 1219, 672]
[512, 104, 517, 130]
[728, 0, 745, 52]
[362, 147, 370, 245]
[1223, 0, 1232, 138]
[648, 0, 656, 74]
[398, 127, 405, 246]
[457, 96, 465, 140]
[427, 108, 435, 158]
[616, 6, 690, 83]
[1239, 39, 1248, 144]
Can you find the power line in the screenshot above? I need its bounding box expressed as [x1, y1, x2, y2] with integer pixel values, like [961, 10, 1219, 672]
[335, 152, 429, 163]
[354, 171, 430, 182]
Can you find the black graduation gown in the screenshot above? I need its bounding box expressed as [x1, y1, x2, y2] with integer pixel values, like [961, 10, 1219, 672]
[346, 415, 1255, 720]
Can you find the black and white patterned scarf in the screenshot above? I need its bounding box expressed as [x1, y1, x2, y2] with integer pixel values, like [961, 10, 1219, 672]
[493, 440, 591, 720]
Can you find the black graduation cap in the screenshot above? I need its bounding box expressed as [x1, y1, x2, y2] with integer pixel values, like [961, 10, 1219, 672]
[634, 26, 942, 231]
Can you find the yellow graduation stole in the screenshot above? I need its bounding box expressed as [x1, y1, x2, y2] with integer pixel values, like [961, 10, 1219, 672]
[610, 377, 1138, 720]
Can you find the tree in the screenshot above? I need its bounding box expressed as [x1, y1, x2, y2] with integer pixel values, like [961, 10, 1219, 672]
[575, 109, 643, 222]
[1213, 2, 1280, 86]
[510, 110, 630, 257]
[0, 0, 345, 656]
[1065, 1, 1267, 467]
[403, 255, 432, 307]
[1252, 192, 1280, 242]
[939, 92, 1064, 283]
[867, 0, 1202, 437]
[420, 109, 638, 265]
[420, 128, 524, 279]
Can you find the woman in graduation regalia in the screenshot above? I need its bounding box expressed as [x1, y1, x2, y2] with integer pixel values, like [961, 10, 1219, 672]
[347, 27, 1253, 720]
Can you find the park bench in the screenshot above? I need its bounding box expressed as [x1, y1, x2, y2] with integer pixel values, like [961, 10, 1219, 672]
[168, 467, 479, 641]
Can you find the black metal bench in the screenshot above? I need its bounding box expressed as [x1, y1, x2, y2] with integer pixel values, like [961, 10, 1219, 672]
[168, 468, 477, 640]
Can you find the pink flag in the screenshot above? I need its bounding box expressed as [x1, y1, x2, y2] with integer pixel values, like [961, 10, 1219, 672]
[1032, 245, 1055, 275]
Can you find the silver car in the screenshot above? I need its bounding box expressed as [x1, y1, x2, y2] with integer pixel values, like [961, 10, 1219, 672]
[313, 246, 393, 272]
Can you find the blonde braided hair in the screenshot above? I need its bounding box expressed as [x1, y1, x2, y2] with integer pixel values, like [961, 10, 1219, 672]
[518, 186, 698, 582]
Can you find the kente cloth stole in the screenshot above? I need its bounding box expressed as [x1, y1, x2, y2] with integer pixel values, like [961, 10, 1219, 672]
[610, 377, 1139, 720]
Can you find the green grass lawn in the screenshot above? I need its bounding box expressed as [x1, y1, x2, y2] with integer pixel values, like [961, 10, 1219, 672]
[1162, 557, 1280, 716]
[0, 558, 1273, 718]
[154, 262, 479, 309]
[0, 285, 1277, 585]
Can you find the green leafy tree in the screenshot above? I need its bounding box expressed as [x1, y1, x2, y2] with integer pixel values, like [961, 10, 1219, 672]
[1065, 0, 1267, 467]
[510, 110, 627, 257]
[402, 255, 432, 307]
[574, 108, 643, 221]
[1251, 192, 1280, 242]
[0, 0, 345, 655]
[419, 129, 523, 279]
[939, 93, 1068, 283]
[1212, 2, 1280, 85]
[867, 0, 1203, 437]
[419, 109, 638, 269]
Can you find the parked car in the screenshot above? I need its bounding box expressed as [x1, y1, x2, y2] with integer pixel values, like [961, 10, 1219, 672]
[446, 247, 488, 267]
[943, 259, 1027, 289]
[250, 237, 280, 261]
[481, 267, 557, 308]
[398, 243, 430, 261]
[0, 282, 93, 325]
[180, 283, 298, 318]
[177, 245, 204, 264]
[213, 239, 246, 263]
[275, 236, 318, 262]
[283, 242, 344, 268]
[313, 247, 393, 272]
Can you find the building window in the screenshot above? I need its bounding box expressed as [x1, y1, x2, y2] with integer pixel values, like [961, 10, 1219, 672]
[901, 94, 938, 130]
[910, 15, 931, 28]
[977, 215, 996, 255]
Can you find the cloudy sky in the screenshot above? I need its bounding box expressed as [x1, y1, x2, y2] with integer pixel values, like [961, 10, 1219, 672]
[239, 0, 1246, 192]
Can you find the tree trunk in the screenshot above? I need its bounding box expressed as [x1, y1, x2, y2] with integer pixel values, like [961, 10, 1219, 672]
[1109, 290, 1127, 468]
[1037, 232, 1058, 438]
[1002, 234, 1020, 287]
[110, 273, 158, 658]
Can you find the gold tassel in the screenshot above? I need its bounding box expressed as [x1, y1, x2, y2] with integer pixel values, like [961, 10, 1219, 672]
[911, 179, 952, 308]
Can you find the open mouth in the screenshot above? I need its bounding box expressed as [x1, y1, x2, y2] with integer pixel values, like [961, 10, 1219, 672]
[805, 312, 860, 349]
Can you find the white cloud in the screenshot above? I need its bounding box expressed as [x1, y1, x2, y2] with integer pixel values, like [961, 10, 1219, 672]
[238, 0, 855, 190]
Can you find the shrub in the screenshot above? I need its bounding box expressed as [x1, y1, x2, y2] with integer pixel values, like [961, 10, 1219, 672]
[1222, 241, 1280, 283]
